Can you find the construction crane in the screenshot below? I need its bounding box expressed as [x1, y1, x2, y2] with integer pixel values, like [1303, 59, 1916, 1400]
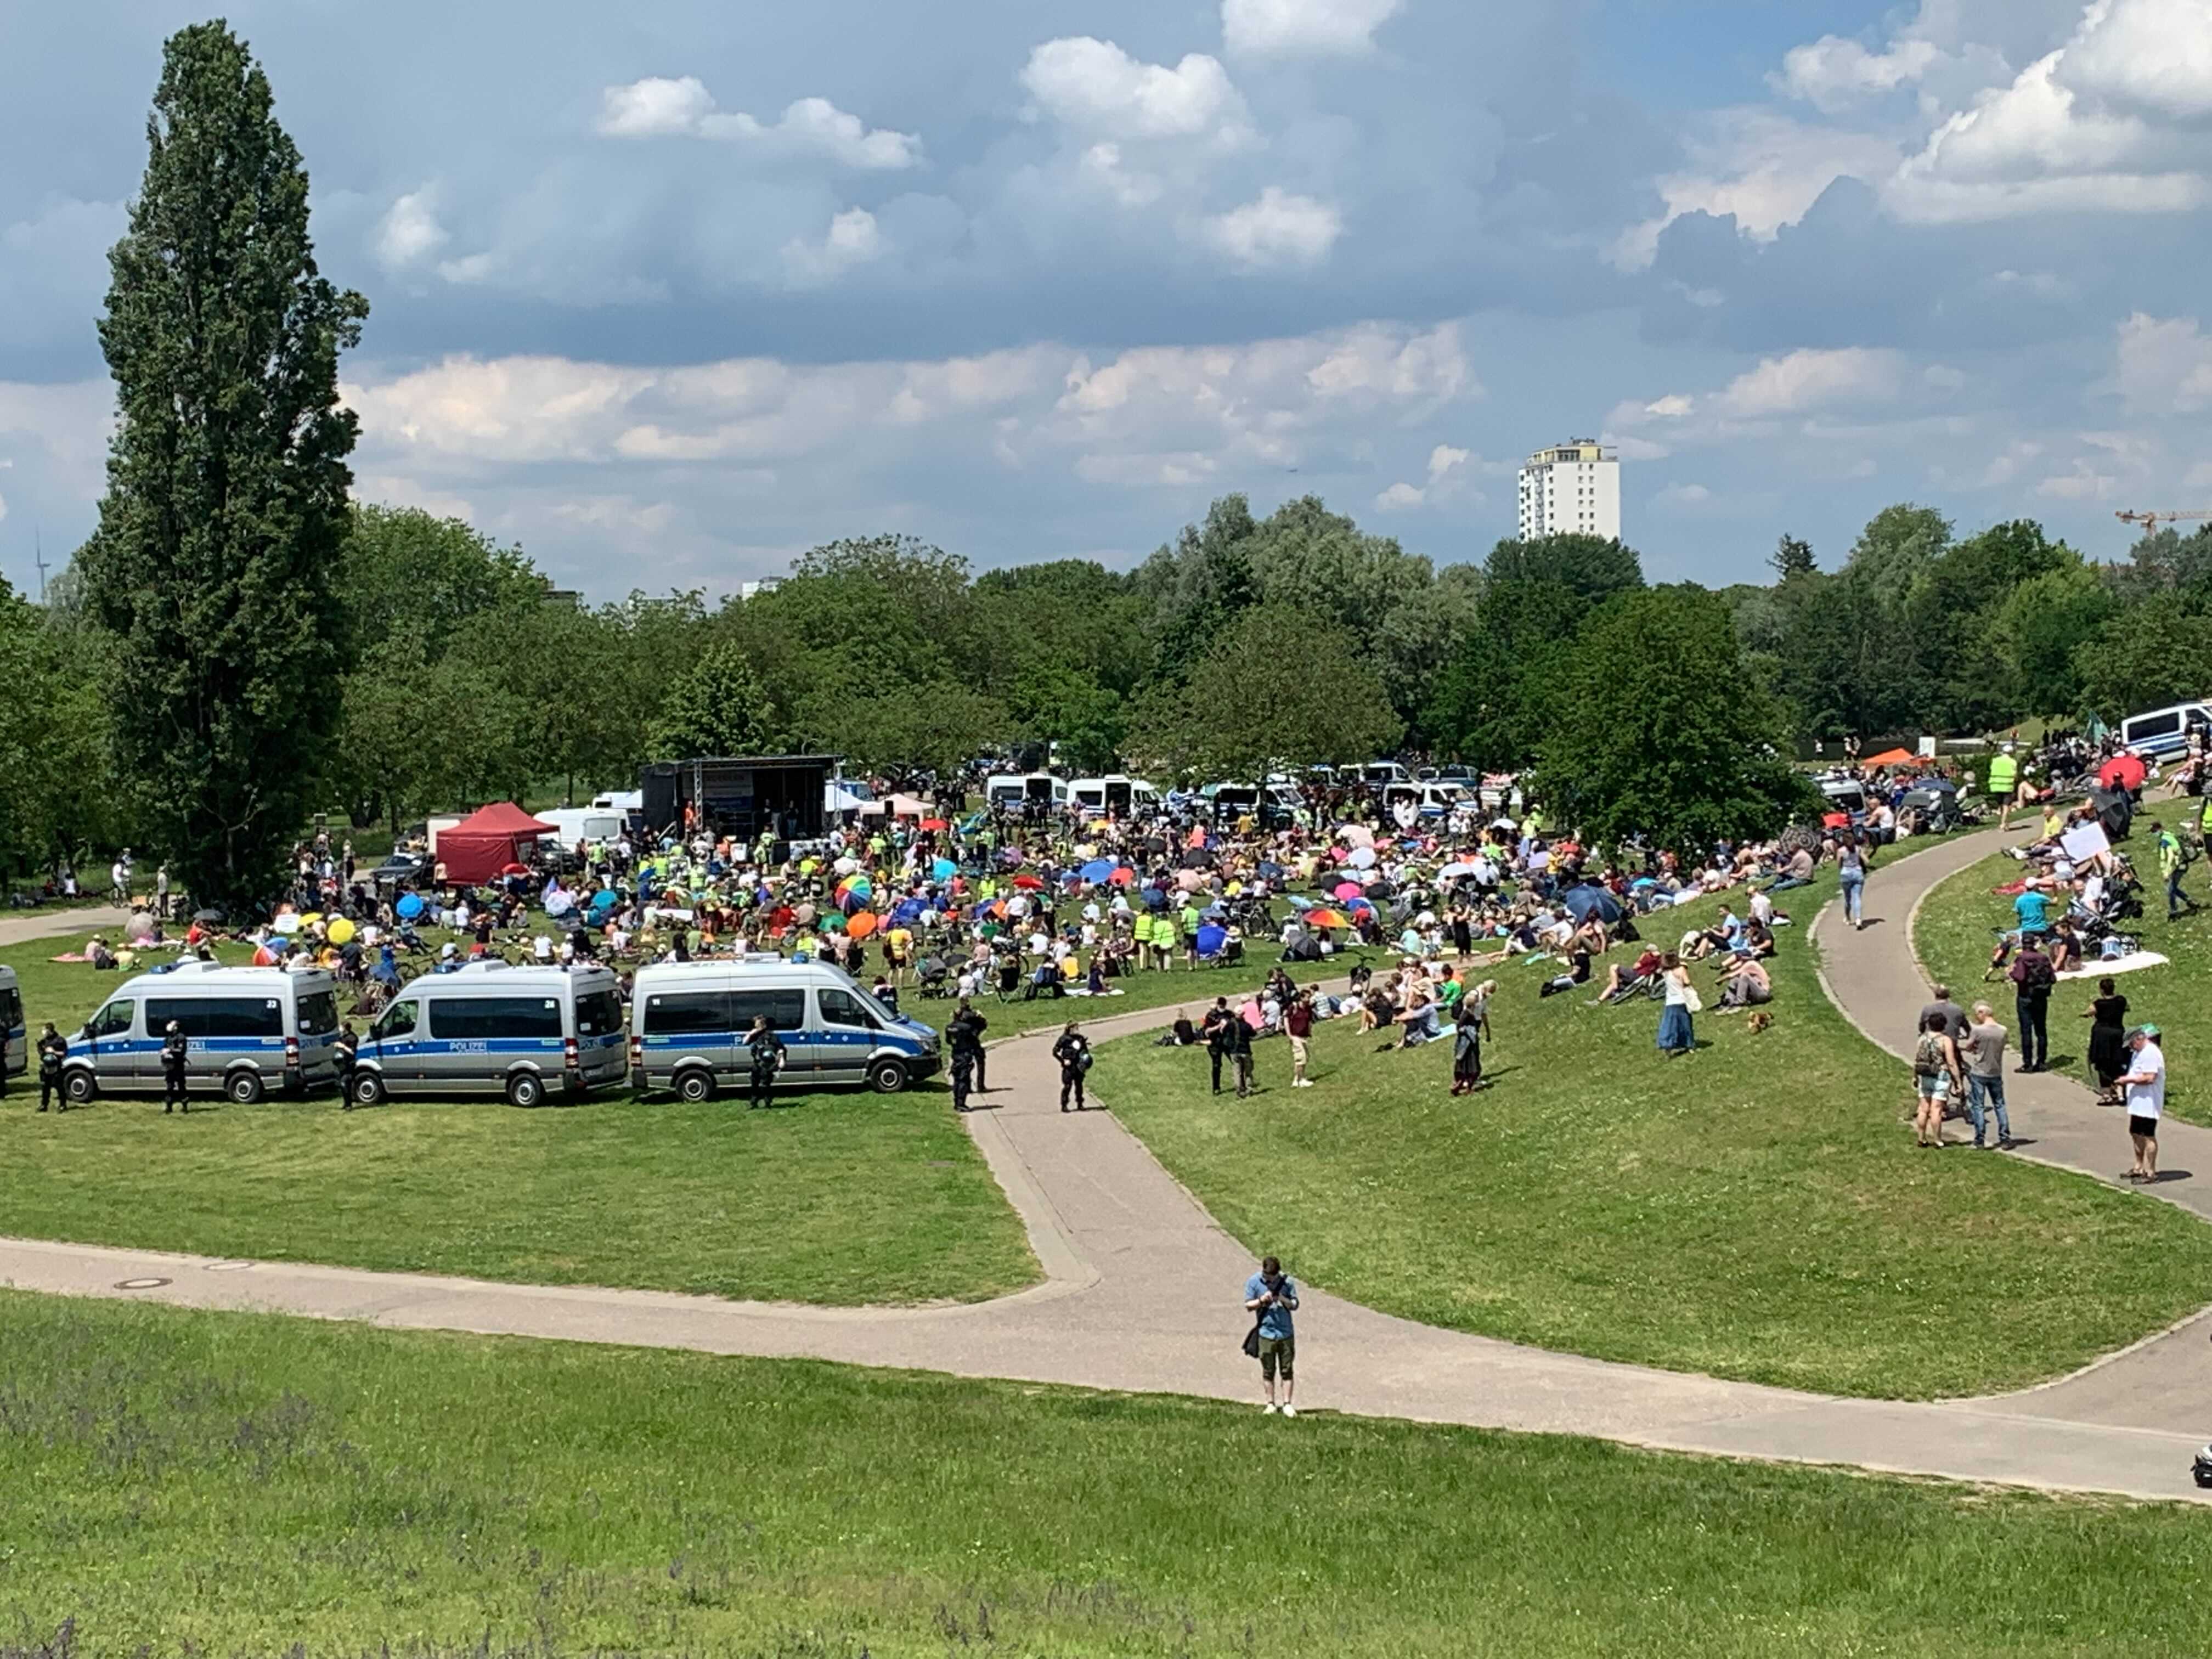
[2117, 509, 2212, 537]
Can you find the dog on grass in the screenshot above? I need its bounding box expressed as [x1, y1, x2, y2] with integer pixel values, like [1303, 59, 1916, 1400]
[1746, 1011, 1773, 1035]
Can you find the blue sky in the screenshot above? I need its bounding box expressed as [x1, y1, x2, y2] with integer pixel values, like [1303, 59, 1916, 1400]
[3, 0, 2211, 597]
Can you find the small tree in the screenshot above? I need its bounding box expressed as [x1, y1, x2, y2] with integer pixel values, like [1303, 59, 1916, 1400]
[1126, 603, 1398, 780]
[1770, 534, 1816, 581]
[1536, 587, 1817, 856]
[81, 22, 366, 907]
[650, 643, 782, 758]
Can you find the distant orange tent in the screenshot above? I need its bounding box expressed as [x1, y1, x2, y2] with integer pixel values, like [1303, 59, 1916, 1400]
[1863, 747, 1917, 768]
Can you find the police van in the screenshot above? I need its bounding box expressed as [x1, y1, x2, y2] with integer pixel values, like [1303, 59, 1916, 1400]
[0, 964, 24, 1091]
[61, 960, 343, 1105]
[349, 961, 627, 1108]
[631, 956, 941, 1101]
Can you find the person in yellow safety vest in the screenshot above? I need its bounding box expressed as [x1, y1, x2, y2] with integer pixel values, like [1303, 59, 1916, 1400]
[1988, 750, 2019, 830]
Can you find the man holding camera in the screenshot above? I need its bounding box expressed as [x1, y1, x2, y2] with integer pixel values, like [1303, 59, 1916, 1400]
[1243, 1255, 1301, 1417]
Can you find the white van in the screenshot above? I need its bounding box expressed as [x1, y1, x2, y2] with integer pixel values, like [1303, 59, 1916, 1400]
[0, 965, 23, 1090]
[985, 772, 1069, 814]
[1383, 781, 1470, 821]
[540, 808, 627, 850]
[2119, 701, 2212, 763]
[1357, 761, 1412, 787]
[631, 957, 941, 1099]
[62, 961, 343, 1105]
[1068, 775, 1161, 817]
[349, 961, 628, 1108]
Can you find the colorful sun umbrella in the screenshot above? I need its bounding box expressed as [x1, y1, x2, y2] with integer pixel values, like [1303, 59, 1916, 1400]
[1111, 866, 1137, 887]
[1333, 881, 1363, 901]
[919, 818, 949, 831]
[1195, 923, 1228, 957]
[847, 911, 879, 939]
[2098, 753, 2148, 791]
[932, 857, 958, 881]
[819, 912, 848, 933]
[395, 893, 425, 920]
[1013, 873, 1045, 890]
[1081, 859, 1115, 883]
[1304, 908, 1349, 929]
[328, 918, 357, 945]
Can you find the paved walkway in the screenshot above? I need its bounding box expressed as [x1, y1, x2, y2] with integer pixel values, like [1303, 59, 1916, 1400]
[2, 844, 2208, 1503]
[0, 905, 131, 949]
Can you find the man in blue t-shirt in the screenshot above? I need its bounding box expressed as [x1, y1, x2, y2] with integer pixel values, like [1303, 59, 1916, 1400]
[1243, 1255, 1301, 1417]
[2013, 882, 2050, 936]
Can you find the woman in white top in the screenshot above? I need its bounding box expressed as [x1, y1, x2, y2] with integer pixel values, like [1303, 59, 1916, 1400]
[1656, 951, 1695, 1057]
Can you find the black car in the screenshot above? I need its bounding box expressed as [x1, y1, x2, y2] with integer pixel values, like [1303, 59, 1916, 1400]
[368, 850, 433, 889]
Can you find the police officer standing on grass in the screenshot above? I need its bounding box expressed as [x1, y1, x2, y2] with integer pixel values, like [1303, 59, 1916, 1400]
[335, 1022, 360, 1109]
[160, 1019, 189, 1114]
[35, 1023, 67, 1113]
[745, 1015, 786, 1108]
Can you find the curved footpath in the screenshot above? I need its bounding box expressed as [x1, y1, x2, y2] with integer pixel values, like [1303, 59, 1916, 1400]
[0, 905, 132, 949]
[0, 849, 2207, 1503]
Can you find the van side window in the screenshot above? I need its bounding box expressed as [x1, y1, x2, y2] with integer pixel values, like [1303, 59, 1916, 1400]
[374, 1000, 419, 1040]
[2135, 712, 2181, 740]
[430, 997, 562, 1040]
[819, 989, 878, 1030]
[729, 989, 805, 1031]
[145, 997, 284, 1039]
[576, 991, 623, 1037]
[642, 992, 731, 1036]
[87, 1002, 134, 1039]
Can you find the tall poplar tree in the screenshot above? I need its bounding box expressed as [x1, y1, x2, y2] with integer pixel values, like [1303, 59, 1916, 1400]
[82, 21, 366, 907]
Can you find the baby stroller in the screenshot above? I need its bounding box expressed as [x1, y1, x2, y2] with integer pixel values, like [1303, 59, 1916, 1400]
[916, 955, 952, 998]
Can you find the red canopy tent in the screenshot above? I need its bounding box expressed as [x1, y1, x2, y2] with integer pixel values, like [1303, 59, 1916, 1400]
[1863, 747, 1917, 768]
[437, 802, 557, 884]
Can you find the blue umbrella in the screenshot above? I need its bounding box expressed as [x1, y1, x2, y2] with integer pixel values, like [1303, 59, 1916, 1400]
[396, 893, 424, 919]
[587, 889, 618, 918]
[932, 857, 958, 881]
[1081, 858, 1115, 883]
[1285, 894, 1315, 911]
[1195, 923, 1228, 957]
[893, 898, 927, 924]
[1561, 884, 1624, 926]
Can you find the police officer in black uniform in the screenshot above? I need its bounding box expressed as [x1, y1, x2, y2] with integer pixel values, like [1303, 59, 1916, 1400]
[947, 998, 988, 1111]
[160, 1019, 189, 1114]
[745, 1015, 786, 1108]
[335, 1023, 360, 1109]
[36, 1023, 67, 1113]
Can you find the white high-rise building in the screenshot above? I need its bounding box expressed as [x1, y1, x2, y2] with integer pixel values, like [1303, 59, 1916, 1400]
[1516, 439, 1620, 541]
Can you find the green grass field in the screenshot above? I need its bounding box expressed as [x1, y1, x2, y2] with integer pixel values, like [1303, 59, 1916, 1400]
[9, 1290, 2212, 1658]
[1103, 874, 2212, 1398]
[1916, 847, 2212, 1124]
[0, 939, 1035, 1307]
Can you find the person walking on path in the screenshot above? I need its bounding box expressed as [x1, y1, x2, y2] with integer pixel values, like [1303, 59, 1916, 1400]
[1963, 1003, 2013, 1149]
[160, 1019, 189, 1114]
[1656, 952, 1696, 1057]
[1053, 1022, 1091, 1113]
[2118, 1024, 2167, 1183]
[744, 1015, 786, 1108]
[1837, 834, 1872, 930]
[1243, 1255, 1300, 1417]
[1223, 1007, 1255, 1098]
[2008, 939, 2055, 1072]
[1285, 991, 1314, 1088]
[35, 1023, 66, 1113]
[1911, 1011, 1965, 1148]
[2084, 977, 2130, 1104]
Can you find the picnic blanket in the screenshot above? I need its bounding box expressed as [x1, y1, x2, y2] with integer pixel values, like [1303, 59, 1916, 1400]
[2058, 950, 2168, 981]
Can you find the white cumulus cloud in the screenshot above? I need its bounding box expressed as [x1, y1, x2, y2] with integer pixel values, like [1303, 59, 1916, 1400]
[1021, 37, 1249, 143]
[597, 77, 921, 167]
[1201, 187, 1342, 267]
[1716, 347, 1907, 417]
[374, 186, 449, 270]
[780, 208, 886, 289]
[1775, 35, 1943, 111]
[2114, 312, 2212, 414]
[1222, 0, 1402, 58]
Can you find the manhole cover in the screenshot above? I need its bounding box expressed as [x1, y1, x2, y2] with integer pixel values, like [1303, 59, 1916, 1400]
[204, 1260, 255, 1273]
[115, 1277, 172, 1290]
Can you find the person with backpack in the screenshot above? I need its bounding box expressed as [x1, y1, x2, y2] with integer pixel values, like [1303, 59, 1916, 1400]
[1911, 1011, 1965, 1147]
[2008, 936, 2056, 1072]
[1242, 1254, 1300, 1417]
[1053, 1022, 1092, 1112]
[1222, 1005, 1255, 1098]
[2154, 820, 2198, 921]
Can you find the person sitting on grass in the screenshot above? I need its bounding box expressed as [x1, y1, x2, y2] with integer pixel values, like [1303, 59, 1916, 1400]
[1713, 953, 1772, 1012]
[1600, 945, 1663, 1002]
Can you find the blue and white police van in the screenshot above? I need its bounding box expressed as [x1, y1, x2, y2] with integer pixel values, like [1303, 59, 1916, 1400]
[630, 956, 940, 1101]
[349, 960, 627, 1108]
[62, 960, 343, 1105]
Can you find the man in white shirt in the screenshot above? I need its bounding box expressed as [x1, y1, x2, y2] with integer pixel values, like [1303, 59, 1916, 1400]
[2118, 1024, 2168, 1183]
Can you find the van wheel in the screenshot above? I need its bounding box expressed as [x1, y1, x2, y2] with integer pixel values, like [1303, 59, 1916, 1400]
[349, 1072, 386, 1108]
[227, 1071, 266, 1106]
[506, 1072, 545, 1109]
[868, 1058, 908, 1094]
[675, 1068, 716, 1104]
[63, 1070, 97, 1105]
